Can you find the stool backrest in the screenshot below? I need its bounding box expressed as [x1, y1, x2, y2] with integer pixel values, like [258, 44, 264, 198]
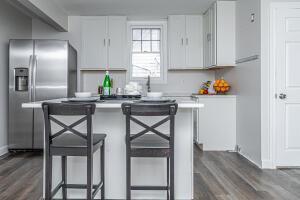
[42, 102, 96, 148]
[122, 102, 178, 148]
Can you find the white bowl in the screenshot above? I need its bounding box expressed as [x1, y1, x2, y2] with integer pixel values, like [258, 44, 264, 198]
[75, 92, 92, 98]
[147, 92, 163, 98]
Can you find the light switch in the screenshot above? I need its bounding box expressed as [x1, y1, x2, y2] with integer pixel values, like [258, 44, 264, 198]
[251, 13, 255, 23]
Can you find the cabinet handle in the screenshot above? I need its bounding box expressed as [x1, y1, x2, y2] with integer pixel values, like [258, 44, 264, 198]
[207, 34, 211, 42]
[181, 38, 184, 45]
[108, 39, 111, 46]
[104, 39, 106, 46]
[186, 38, 189, 45]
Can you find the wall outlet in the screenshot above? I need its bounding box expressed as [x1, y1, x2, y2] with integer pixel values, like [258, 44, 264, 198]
[235, 145, 241, 153]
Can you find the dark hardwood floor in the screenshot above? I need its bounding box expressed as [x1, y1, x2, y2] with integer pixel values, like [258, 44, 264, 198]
[1, 148, 300, 200]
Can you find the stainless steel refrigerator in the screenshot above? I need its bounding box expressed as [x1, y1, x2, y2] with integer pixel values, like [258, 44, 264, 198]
[9, 39, 77, 150]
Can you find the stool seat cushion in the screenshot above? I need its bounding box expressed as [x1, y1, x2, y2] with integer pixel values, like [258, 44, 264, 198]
[51, 133, 106, 148]
[131, 134, 169, 148]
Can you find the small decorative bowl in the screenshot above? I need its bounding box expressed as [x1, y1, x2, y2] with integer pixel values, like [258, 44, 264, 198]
[75, 92, 92, 98]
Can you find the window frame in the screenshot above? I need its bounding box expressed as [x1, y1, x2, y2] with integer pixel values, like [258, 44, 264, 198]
[127, 21, 168, 84]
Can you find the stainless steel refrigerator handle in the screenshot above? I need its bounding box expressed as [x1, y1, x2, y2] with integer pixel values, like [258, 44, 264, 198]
[32, 55, 37, 101]
[28, 55, 33, 101]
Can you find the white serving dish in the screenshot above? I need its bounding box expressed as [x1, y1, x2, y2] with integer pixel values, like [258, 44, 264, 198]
[75, 92, 92, 98]
[147, 92, 163, 98]
[68, 97, 99, 102]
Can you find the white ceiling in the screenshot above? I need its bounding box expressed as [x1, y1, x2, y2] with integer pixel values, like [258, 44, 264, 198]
[53, 0, 215, 16]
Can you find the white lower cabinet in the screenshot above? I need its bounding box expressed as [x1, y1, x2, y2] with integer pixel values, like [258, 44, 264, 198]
[193, 95, 236, 151]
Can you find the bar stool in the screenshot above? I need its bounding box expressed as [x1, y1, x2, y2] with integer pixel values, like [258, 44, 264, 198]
[42, 102, 106, 200]
[121, 102, 178, 200]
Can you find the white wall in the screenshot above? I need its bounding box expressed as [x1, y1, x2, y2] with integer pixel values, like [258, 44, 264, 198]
[32, 17, 215, 94]
[216, 0, 262, 167]
[0, 0, 32, 155]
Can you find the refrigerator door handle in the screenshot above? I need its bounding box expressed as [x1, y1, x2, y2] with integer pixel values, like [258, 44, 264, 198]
[32, 55, 37, 101]
[28, 55, 33, 101]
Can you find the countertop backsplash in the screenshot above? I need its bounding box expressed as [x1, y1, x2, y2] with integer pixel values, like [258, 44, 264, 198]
[80, 70, 215, 95]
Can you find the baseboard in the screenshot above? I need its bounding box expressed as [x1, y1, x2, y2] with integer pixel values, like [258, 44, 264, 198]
[238, 151, 262, 169]
[0, 145, 8, 157]
[262, 159, 275, 169]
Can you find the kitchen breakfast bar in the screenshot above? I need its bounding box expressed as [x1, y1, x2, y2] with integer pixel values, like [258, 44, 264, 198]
[22, 98, 203, 199]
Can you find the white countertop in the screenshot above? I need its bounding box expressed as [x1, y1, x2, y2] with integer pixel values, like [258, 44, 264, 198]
[22, 98, 204, 109]
[191, 94, 236, 98]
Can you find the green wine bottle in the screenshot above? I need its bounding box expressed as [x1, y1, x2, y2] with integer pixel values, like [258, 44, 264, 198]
[103, 71, 111, 95]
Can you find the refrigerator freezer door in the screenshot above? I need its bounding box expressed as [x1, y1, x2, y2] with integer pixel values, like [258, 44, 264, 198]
[33, 40, 69, 148]
[9, 40, 34, 149]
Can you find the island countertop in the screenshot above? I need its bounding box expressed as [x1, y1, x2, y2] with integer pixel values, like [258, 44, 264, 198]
[22, 98, 204, 109]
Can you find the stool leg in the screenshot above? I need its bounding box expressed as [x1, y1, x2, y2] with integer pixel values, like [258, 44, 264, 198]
[167, 157, 170, 200]
[62, 156, 67, 200]
[101, 141, 105, 199]
[87, 153, 93, 200]
[170, 154, 174, 200]
[126, 153, 131, 199]
[45, 153, 52, 200]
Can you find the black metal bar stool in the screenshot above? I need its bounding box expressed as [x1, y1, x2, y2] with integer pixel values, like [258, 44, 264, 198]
[42, 102, 106, 200]
[122, 102, 178, 200]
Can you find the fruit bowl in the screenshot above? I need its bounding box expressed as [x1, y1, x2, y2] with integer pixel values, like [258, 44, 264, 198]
[213, 78, 230, 94]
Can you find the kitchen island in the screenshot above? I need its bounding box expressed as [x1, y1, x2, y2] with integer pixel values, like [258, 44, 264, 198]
[22, 98, 203, 199]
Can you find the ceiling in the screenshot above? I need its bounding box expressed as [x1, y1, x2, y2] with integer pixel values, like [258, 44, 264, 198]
[53, 0, 215, 16]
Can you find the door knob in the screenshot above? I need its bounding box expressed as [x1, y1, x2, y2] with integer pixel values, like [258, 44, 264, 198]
[279, 93, 287, 99]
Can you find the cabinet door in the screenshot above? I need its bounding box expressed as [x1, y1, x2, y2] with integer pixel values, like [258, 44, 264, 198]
[203, 10, 210, 68]
[186, 15, 203, 68]
[81, 17, 107, 68]
[210, 3, 217, 67]
[168, 15, 186, 69]
[108, 16, 127, 69]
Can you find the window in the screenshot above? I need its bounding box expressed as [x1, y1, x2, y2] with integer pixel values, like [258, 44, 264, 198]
[128, 21, 167, 83]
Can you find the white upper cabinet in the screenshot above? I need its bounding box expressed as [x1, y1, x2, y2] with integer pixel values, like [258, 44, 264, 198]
[81, 16, 127, 70]
[107, 16, 127, 69]
[81, 17, 107, 69]
[186, 15, 203, 68]
[168, 15, 203, 69]
[168, 15, 186, 69]
[203, 1, 236, 68]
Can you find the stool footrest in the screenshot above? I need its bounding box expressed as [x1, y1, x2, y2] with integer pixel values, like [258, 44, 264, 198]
[51, 181, 64, 197]
[65, 183, 101, 189]
[131, 185, 169, 190]
[50, 182, 104, 199]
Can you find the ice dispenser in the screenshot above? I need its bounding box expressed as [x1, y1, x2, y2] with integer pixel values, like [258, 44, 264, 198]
[15, 68, 28, 91]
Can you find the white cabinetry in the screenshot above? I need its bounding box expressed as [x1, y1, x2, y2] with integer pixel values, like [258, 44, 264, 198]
[81, 16, 127, 70]
[193, 95, 236, 151]
[203, 1, 236, 68]
[168, 15, 203, 69]
[81, 17, 107, 69]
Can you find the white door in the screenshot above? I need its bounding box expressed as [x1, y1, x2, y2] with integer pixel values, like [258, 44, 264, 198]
[275, 6, 300, 166]
[81, 17, 107, 68]
[168, 15, 186, 69]
[108, 16, 127, 69]
[185, 15, 203, 68]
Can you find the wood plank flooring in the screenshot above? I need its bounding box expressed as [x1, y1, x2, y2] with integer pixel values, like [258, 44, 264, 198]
[193, 147, 300, 200]
[1, 148, 300, 199]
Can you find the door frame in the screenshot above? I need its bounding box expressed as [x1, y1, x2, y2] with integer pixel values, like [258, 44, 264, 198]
[269, 2, 300, 169]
